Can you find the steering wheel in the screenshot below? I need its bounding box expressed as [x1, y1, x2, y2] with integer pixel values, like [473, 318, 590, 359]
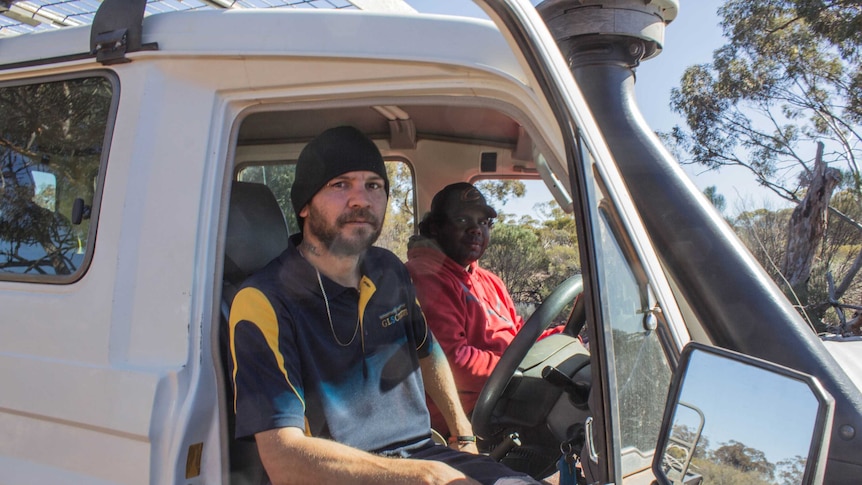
[472, 274, 584, 440]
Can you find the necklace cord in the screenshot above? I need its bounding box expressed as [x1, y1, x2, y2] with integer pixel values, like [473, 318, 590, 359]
[316, 269, 362, 347]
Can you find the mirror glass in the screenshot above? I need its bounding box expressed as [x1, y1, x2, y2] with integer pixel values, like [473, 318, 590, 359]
[657, 346, 831, 485]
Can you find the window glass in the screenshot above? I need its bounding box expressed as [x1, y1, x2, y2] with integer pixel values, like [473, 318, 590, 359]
[596, 208, 671, 470]
[237, 160, 415, 260]
[0, 76, 113, 280]
[582, 144, 672, 475]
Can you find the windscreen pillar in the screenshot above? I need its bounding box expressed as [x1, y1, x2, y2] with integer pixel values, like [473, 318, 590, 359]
[535, 5, 679, 483]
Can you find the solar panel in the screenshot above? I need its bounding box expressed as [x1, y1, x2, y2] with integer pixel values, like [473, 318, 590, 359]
[0, 0, 360, 37]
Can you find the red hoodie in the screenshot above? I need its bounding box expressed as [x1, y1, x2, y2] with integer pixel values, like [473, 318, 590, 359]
[405, 239, 562, 433]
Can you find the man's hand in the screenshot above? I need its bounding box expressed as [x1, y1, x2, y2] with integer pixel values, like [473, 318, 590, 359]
[258, 427, 482, 484]
[414, 460, 482, 484]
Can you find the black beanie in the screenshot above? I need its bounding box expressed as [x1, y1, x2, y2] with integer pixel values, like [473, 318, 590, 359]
[290, 126, 390, 229]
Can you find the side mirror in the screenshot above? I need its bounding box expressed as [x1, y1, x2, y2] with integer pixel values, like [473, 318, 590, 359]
[653, 342, 834, 485]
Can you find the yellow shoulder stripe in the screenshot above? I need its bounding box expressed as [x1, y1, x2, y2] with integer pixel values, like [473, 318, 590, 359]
[357, 276, 376, 353]
[229, 287, 304, 413]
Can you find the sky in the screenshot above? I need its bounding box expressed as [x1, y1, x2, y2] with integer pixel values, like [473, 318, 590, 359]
[634, 0, 792, 215]
[677, 349, 822, 466]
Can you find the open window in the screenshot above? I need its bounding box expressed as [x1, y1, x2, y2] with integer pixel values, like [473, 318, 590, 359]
[219, 98, 575, 480]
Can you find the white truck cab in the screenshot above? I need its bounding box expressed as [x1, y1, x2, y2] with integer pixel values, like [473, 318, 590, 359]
[0, 1, 859, 484]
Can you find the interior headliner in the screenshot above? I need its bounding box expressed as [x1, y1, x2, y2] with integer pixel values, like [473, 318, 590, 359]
[237, 105, 524, 148]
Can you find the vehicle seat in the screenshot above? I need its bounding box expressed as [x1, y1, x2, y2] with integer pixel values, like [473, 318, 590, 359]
[221, 181, 290, 485]
[223, 181, 290, 303]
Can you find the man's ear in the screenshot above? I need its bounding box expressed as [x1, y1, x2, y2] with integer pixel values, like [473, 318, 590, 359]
[299, 204, 309, 218]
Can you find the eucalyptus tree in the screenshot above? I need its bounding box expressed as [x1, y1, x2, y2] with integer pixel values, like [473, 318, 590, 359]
[668, 0, 862, 327]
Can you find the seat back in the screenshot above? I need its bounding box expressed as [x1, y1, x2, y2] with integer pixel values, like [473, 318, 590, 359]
[224, 181, 290, 300]
[221, 181, 289, 485]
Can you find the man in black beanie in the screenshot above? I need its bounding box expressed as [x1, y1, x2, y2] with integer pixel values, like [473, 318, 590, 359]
[228, 126, 538, 484]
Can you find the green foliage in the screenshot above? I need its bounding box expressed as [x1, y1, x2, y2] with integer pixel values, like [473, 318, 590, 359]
[536, 204, 581, 290]
[670, 0, 862, 199]
[481, 222, 549, 304]
[377, 162, 415, 260]
[690, 457, 775, 485]
[475, 179, 526, 207]
[664, 429, 802, 485]
[544, 244, 580, 291]
[712, 440, 775, 479]
[477, 194, 583, 307]
[731, 191, 862, 328]
[732, 207, 793, 284]
[704, 185, 727, 213]
[776, 455, 808, 485]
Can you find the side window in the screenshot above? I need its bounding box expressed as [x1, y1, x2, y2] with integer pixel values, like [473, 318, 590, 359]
[236, 159, 415, 260]
[0, 75, 114, 281]
[596, 205, 671, 473]
[581, 143, 672, 476]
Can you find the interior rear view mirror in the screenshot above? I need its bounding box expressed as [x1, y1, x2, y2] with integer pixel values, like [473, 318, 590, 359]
[654, 342, 834, 485]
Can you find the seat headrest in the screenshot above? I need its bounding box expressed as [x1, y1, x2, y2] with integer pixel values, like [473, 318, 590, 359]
[225, 182, 289, 284]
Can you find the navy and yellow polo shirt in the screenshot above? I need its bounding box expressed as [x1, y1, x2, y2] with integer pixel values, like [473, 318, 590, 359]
[229, 235, 435, 454]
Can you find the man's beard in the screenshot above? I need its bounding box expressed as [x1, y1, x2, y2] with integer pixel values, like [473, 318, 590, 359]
[306, 205, 383, 256]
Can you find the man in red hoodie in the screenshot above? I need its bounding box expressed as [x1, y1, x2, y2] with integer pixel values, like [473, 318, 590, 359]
[406, 182, 562, 437]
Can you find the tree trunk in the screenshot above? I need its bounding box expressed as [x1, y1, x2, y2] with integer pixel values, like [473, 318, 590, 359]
[781, 142, 842, 304]
[851, 315, 862, 335]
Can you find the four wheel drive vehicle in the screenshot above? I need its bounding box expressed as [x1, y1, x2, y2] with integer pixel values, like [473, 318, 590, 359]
[0, 0, 859, 484]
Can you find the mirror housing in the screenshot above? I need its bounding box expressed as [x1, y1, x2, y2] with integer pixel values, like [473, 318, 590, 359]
[653, 343, 834, 485]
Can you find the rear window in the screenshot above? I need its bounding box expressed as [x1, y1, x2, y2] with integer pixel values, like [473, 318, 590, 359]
[0, 74, 116, 282]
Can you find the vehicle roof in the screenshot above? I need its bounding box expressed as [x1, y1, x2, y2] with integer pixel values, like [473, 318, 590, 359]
[0, 8, 524, 85]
